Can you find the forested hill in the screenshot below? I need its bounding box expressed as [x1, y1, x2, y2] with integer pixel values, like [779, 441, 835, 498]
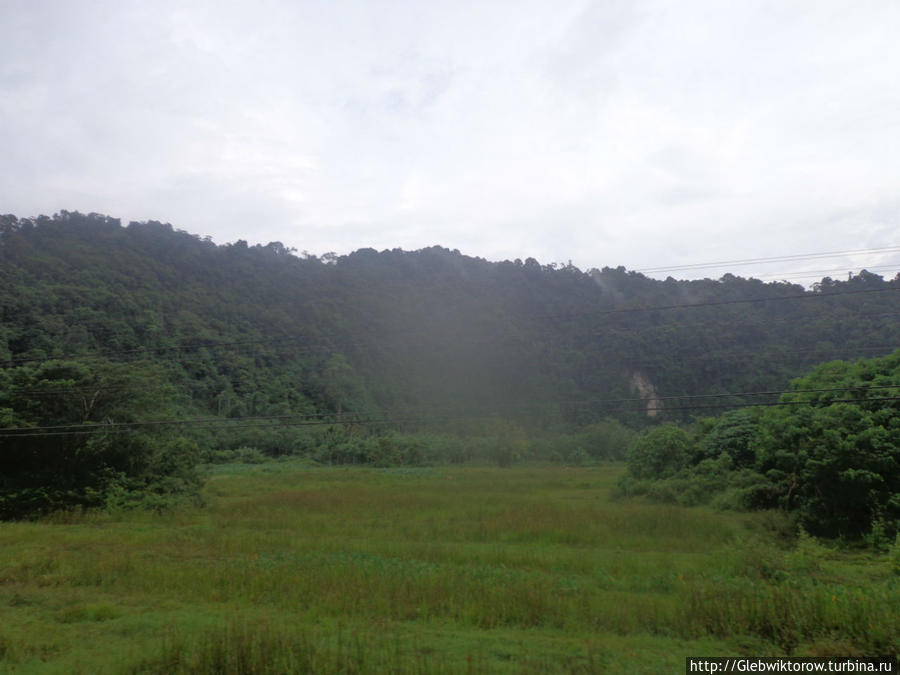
[2, 211, 899, 428]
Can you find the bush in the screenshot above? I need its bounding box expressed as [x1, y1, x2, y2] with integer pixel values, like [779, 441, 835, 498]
[578, 419, 636, 460]
[625, 425, 692, 479]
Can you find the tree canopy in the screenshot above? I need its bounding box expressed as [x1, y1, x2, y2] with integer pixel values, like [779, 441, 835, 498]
[621, 351, 900, 540]
[2, 211, 899, 522]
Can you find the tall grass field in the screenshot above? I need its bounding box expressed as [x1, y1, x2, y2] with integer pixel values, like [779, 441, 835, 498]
[0, 462, 897, 673]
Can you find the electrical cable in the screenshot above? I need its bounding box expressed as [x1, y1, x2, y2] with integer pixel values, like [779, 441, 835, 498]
[3, 386, 897, 437]
[3, 395, 899, 439]
[634, 245, 900, 274]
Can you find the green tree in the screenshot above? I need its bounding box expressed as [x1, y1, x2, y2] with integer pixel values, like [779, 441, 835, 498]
[755, 403, 899, 538]
[696, 409, 758, 468]
[625, 424, 692, 479]
[0, 360, 201, 518]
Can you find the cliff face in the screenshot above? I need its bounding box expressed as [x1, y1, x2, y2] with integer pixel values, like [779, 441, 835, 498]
[631, 372, 660, 417]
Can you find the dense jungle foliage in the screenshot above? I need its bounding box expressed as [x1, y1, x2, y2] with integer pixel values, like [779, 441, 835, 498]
[1, 211, 899, 523]
[619, 351, 900, 541]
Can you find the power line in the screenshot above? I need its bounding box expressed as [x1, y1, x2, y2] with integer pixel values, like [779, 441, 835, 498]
[565, 383, 900, 405]
[3, 385, 897, 438]
[754, 265, 900, 282]
[616, 344, 900, 370]
[572, 286, 900, 318]
[3, 396, 899, 439]
[0, 409, 338, 434]
[632, 395, 900, 414]
[635, 245, 900, 274]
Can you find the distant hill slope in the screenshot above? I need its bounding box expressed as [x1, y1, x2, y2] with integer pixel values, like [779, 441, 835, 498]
[2, 211, 898, 427]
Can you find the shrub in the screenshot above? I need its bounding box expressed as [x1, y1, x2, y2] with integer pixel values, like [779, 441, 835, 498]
[625, 425, 692, 479]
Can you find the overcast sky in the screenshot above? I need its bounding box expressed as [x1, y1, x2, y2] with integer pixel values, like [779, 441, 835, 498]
[2, 0, 898, 281]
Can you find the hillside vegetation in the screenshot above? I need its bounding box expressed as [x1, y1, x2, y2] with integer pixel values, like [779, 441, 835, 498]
[3, 211, 898, 421]
[619, 350, 900, 540]
[1, 211, 899, 522]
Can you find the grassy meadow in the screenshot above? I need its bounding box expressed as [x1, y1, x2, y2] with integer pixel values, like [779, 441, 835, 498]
[0, 461, 897, 673]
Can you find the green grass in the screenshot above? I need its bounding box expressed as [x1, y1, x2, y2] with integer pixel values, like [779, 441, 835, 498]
[0, 463, 896, 673]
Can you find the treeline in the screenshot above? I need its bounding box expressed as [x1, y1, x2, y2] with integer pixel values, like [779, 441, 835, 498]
[1, 211, 899, 519]
[3, 211, 898, 422]
[0, 353, 634, 517]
